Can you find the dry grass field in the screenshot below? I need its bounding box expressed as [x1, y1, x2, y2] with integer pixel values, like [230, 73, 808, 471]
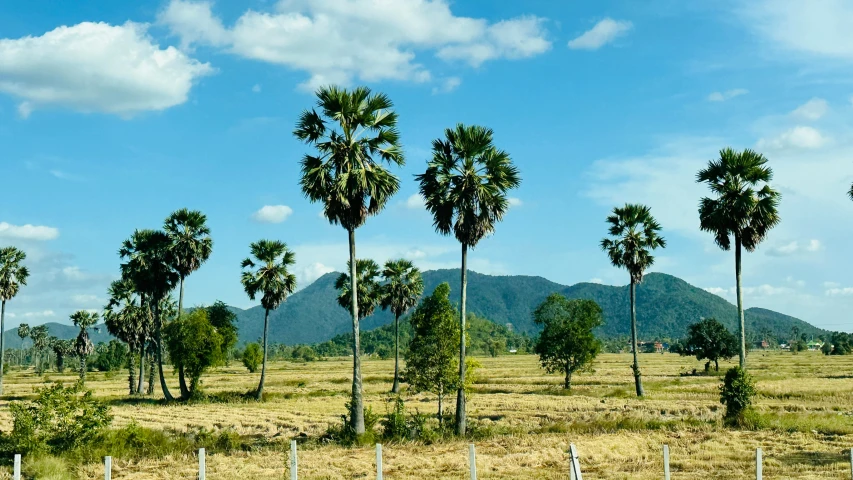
[2, 351, 853, 479]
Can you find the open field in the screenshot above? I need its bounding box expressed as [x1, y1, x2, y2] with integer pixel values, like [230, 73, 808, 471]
[2, 351, 853, 479]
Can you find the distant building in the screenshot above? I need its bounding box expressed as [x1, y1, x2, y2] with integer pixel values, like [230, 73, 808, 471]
[654, 341, 663, 353]
[807, 341, 823, 351]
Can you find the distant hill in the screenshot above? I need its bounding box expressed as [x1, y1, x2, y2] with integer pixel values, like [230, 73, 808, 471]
[2, 323, 114, 349]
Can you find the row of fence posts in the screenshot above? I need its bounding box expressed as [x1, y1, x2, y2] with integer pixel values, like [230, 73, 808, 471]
[9, 444, 853, 478]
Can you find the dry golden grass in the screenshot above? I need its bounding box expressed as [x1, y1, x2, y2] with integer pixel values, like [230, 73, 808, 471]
[2, 351, 853, 478]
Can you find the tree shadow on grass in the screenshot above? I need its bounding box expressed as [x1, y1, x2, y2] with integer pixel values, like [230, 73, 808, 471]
[778, 451, 847, 468]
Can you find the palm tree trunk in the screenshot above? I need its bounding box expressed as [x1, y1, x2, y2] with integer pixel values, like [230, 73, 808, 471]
[630, 278, 644, 397]
[137, 344, 145, 394]
[128, 351, 136, 395]
[391, 312, 400, 394]
[147, 353, 155, 395]
[256, 308, 270, 400]
[154, 300, 175, 401]
[0, 300, 6, 395]
[177, 276, 190, 399]
[735, 235, 746, 369]
[348, 228, 365, 435]
[79, 354, 86, 381]
[438, 391, 443, 424]
[455, 243, 468, 436]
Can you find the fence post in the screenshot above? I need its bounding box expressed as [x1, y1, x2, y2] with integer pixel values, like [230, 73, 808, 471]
[199, 447, 206, 480]
[756, 448, 762, 480]
[569, 443, 583, 480]
[469, 444, 477, 480]
[291, 439, 298, 480]
[663, 444, 670, 480]
[376, 444, 383, 480]
[13, 454, 20, 480]
[849, 447, 852, 480]
[105, 456, 112, 480]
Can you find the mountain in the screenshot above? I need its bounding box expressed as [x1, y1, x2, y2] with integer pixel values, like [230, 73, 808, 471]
[2, 323, 114, 349]
[230, 270, 825, 345]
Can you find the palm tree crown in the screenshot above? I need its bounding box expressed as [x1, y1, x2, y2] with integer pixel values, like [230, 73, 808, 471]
[104, 277, 151, 351]
[697, 148, 781, 252]
[416, 124, 521, 247]
[71, 310, 99, 358]
[294, 85, 405, 230]
[848, 182, 852, 201]
[381, 259, 424, 317]
[119, 229, 180, 300]
[165, 208, 213, 281]
[335, 259, 382, 319]
[240, 240, 297, 311]
[600, 204, 667, 283]
[0, 246, 30, 301]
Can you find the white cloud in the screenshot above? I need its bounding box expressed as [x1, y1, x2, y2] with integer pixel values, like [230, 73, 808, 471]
[824, 281, 841, 288]
[589, 278, 604, 284]
[71, 294, 104, 306]
[508, 197, 523, 207]
[49, 170, 83, 181]
[757, 126, 827, 150]
[767, 239, 822, 256]
[431, 77, 461, 95]
[23, 310, 55, 318]
[160, 0, 550, 88]
[0, 21, 212, 116]
[252, 84, 261, 93]
[826, 287, 853, 296]
[704, 287, 729, 296]
[0, 222, 59, 241]
[707, 89, 748, 102]
[17, 101, 33, 118]
[405, 194, 425, 209]
[251, 205, 293, 224]
[791, 98, 829, 120]
[567, 18, 632, 50]
[298, 262, 335, 287]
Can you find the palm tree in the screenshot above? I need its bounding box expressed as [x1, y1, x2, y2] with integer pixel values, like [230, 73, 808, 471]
[335, 259, 383, 319]
[70, 310, 99, 380]
[848, 183, 853, 201]
[50, 338, 73, 373]
[30, 324, 48, 375]
[104, 277, 152, 394]
[164, 208, 213, 399]
[697, 148, 781, 368]
[241, 240, 297, 400]
[600, 204, 666, 397]
[380, 259, 424, 393]
[16, 323, 30, 367]
[120, 229, 180, 400]
[416, 124, 521, 434]
[0, 246, 30, 394]
[294, 85, 404, 434]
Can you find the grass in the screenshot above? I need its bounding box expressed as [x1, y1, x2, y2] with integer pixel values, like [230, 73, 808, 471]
[0, 351, 852, 478]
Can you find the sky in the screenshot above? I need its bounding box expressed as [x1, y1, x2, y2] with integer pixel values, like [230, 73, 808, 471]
[1, 0, 852, 332]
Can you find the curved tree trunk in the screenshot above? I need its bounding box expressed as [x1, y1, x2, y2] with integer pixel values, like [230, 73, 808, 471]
[154, 300, 175, 401]
[177, 276, 190, 400]
[630, 279, 644, 397]
[0, 300, 6, 395]
[391, 312, 400, 394]
[455, 243, 468, 435]
[348, 228, 365, 435]
[255, 308, 270, 400]
[735, 235, 746, 369]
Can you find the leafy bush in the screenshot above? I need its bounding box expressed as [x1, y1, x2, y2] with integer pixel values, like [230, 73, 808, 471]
[242, 343, 263, 373]
[324, 401, 379, 445]
[381, 397, 409, 441]
[720, 366, 756, 426]
[291, 345, 317, 362]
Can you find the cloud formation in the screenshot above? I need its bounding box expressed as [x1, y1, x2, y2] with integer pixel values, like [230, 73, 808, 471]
[251, 205, 293, 224]
[0, 222, 59, 241]
[766, 239, 822, 256]
[791, 98, 829, 120]
[567, 18, 632, 50]
[707, 89, 748, 102]
[757, 126, 827, 150]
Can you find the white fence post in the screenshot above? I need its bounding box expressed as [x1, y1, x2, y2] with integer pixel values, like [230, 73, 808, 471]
[756, 448, 762, 480]
[663, 444, 671, 480]
[569, 443, 583, 480]
[849, 447, 852, 480]
[376, 444, 383, 480]
[291, 440, 298, 480]
[199, 447, 206, 480]
[105, 456, 112, 480]
[13, 454, 20, 480]
[469, 444, 477, 480]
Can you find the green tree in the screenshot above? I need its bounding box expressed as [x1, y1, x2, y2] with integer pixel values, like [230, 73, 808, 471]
[30, 325, 49, 375]
[120, 229, 180, 400]
[600, 204, 666, 397]
[295, 86, 405, 435]
[70, 310, 99, 381]
[17, 323, 30, 367]
[241, 240, 297, 400]
[242, 343, 262, 373]
[380, 259, 424, 393]
[532, 295, 603, 389]
[164, 208, 213, 399]
[682, 318, 738, 372]
[416, 124, 521, 434]
[0, 246, 30, 393]
[50, 338, 74, 373]
[205, 301, 238, 360]
[91, 340, 129, 372]
[698, 148, 781, 368]
[104, 277, 153, 394]
[335, 259, 382, 321]
[404, 283, 464, 423]
[720, 366, 756, 426]
[164, 309, 222, 396]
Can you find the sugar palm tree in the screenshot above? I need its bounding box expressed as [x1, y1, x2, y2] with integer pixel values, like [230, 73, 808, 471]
[30, 324, 48, 375]
[848, 183, 853, 201]
[380, 259, 424, 393]
[164, 208, 213, 399]
[241, 240, 297, 400]
[17, 323, 30, 367]
[104, 277, 152, 394]
[416, 124, 521, 434]
[335, 259, 383, 319]
[0, 246, 30, 394]
[70, 310, 99, 381]
[120, 229, 179, 400]
[294, 85, 404, 434]
[600, 204, 666, 397]
[697, 148, 781, 368]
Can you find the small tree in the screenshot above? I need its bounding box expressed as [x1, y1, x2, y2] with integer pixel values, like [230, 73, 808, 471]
[164, 309, 223, 396]
[682, 318, 738, 372]
[532, 294, 603, 389]
[206, 301, 239, 363]
[50, 338, 74, 373]
[70, 310, 99, 381]
[17, 323, 30, 366]
[242, 343, 263, 373]
[30, 325, 49, 375]
[720, 366, 756, 426]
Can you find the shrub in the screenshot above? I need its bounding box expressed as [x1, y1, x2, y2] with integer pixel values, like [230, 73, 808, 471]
[291, 345, 317, 362]
[242, 343, 263, 373]
[381, 397, 409, 441]
[324, 401, 379, 445]
[720, 366, 756, 426]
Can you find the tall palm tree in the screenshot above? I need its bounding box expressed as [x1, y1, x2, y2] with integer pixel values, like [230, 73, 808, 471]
[30, 324, 48, 375]
[164, 208, 213, 399]
[104, 277, 152, 394]
[697, 148, 781, 368]
[70, 310, 99, 381]
[16, 323, 30, 367]
[120, 229, 180, 401]
[0, 246, 30, 394]
[335, 259, 383, 320]
[380, 259, 424, 393]
[416, 124, 521, 434]
[294, 85, 404, 434]
[241, 240, 297, 400]
[600, 204, 666, 397]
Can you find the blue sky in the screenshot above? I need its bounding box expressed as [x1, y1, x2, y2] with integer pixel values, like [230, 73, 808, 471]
[1, 0, 852, 331]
